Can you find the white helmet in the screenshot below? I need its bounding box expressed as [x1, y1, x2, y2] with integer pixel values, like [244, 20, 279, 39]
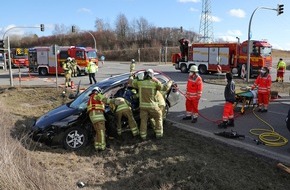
[146, 69, 154, 78]
[67, 57, 72, 62]
[92, 87, 102, 94]
[131, 59, 135, 63]
[189, 65, 198, 72]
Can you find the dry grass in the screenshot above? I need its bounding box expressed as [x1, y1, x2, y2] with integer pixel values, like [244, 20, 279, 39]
[0, 102, 65, 190]
[1, 84, 290, 189]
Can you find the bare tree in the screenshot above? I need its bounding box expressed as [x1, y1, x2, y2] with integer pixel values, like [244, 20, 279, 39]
[115, 13, 129, 48]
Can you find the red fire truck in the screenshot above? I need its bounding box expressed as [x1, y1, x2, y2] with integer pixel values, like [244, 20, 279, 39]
[10, 48, 29, 68]
[172, 38, 272, 77]
[28, 46, 98, 76]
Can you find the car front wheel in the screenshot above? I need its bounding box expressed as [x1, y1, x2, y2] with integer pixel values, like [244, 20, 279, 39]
[63, 126, 89, 150]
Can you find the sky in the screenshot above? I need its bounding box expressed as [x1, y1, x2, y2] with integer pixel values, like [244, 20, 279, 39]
[0, 0, 289, 50]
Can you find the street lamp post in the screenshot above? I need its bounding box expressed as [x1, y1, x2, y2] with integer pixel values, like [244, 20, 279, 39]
[2, 25, 44, 87]
[246, 6, 282, 82]
[71, 26, 97, 52]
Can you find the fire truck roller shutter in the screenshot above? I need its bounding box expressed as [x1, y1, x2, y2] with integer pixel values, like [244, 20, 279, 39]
[230, 54, 234, 65]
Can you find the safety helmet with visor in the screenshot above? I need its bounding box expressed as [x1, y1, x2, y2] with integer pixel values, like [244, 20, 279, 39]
[91, 86, 102, 94]
[146, 69, 154, 78]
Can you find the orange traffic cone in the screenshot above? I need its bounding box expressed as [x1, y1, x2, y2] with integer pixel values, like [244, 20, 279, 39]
[71, 81, 75, 89]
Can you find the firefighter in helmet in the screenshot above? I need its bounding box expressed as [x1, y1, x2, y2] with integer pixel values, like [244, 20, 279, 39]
[105, 96, 139, 138]
[87, 87, 107, 151]
[130, 59, 136, 73]
[183, 65, 203, 123]
[63, 57, 72, 88]
[129, 69, 173, 140]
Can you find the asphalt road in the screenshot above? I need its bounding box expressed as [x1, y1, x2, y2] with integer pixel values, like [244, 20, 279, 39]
[1, 61, 290, 164]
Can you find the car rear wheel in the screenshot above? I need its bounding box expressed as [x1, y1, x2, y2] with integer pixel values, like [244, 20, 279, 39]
[63, 126, 89, 150]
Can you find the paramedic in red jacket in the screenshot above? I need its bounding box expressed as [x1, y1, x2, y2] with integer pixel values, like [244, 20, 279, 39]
[183, 65, 203, 123]
[252, 67, 272, 112]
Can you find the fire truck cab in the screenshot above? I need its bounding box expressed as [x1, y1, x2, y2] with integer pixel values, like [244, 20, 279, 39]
[10, 48, 29, 68]
[29, 46, 98, 76]
[172, 38, 272, 77]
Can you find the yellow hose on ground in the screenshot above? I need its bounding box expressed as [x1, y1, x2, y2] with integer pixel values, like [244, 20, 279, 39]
[250, 108, 288, 147]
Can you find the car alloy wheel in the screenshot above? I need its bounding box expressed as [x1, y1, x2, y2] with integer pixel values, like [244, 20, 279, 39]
[63, 127, 88, 150]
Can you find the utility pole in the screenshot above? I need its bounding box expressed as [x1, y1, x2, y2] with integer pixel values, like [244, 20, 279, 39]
[246, 5, 284, 82]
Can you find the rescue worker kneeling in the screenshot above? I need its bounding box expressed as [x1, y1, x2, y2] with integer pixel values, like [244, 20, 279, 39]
[129, 69, 172, 140]
[87, 87, 107, 152]
[106, 97, 139, 138]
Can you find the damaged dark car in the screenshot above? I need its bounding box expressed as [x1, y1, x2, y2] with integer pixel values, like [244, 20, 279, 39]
[30, 70, 180, 150]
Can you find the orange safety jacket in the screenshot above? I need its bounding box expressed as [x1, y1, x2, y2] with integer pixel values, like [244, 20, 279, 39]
[253, 74, 271, 94]
[87, 93, 105, 112]
[186, 74, 203, 99]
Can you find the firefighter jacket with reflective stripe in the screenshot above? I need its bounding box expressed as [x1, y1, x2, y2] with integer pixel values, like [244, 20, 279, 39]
[87, 93, 105, 121]
[253, 74, 271, 94]
[87, 93, 105, 112]
[107, 97, 131, 112]
[62, 61, 72, 74]
[224, 80, 235, 103]
[131, 78, 170, 109]
[186, 74, 203, 99]
[87, 61, 98, 73]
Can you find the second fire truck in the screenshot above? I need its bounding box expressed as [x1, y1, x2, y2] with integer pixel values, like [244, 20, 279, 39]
[172, 38, 272, 77]
[28, 46, 98, 76]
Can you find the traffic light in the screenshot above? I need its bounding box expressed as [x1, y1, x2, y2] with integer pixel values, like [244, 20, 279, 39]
[72, 25, 76, 33]
[40, 24, 45, 31]
[0, 40, 4, 50]
[277, 4, 284, 15]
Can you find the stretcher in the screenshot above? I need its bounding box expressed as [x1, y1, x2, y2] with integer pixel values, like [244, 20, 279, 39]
[234, 87, 257, 114]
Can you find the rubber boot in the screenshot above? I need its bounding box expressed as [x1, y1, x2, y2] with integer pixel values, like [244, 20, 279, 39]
[218, 121, 228, 128]
[228, 119, 234, 127]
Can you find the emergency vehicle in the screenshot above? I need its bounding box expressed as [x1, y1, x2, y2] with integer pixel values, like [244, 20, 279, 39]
[10, 48, 29, 68]
[172, 38, 272, 77]
[28, 46, 98, 76]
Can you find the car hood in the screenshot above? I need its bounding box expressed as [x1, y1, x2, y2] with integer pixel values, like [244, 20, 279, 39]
[33, 103, 81, 130]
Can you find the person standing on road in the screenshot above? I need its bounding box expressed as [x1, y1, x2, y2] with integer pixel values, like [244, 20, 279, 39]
[183, 65, 203, 123]
[62, 57, 72, 88]
[218, 73, 236, 128]
[100, 55, 105, 66]
[71, 58, 78, 77]
[276, 58, 286, 82]
[130, 59, 136, 73]
[252, 67, 272, 112]
[87, 58, 98, 84]
[129, 69, 173, 140]
[87, 87, 107, 152]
